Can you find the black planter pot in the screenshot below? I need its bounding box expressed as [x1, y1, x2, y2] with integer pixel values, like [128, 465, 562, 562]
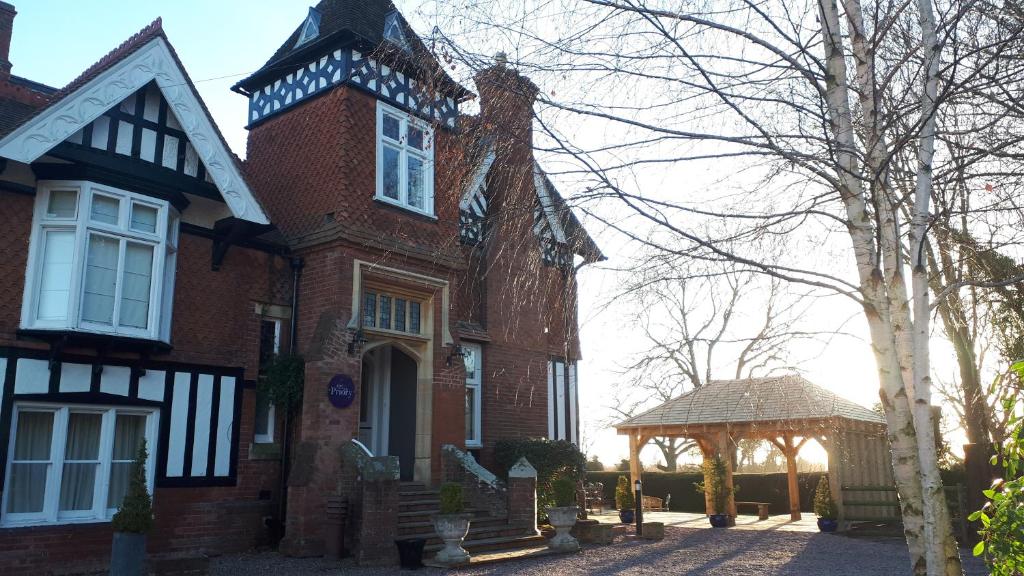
[817, 518, 838, 533]
[395, 538, 426, 570]
[618, 509, 635, 524]
[110, 532, 147, 576]
[709, 514, 730, 528]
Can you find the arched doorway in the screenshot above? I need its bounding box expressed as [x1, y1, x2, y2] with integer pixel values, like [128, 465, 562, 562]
[359, 344, 418, 481]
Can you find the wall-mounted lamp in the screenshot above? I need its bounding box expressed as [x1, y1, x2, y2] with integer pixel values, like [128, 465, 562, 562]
[347, 329, 367, 355]
[446, 344, 468, 367]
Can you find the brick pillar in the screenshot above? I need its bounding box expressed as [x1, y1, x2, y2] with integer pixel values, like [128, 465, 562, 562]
[507, 457, 539, 535]
[355, 475, 400, 565]
[280, 317, 362, 557]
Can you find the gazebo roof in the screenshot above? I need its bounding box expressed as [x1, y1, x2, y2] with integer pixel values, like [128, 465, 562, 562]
[615, 375, 884, 430]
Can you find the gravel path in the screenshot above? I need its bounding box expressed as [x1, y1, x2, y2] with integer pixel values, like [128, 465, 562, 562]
[210, 528, 991, 575]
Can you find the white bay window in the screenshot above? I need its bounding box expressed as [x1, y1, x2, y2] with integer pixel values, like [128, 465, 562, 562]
[2, 404, 158, 527]
[23, 182, 178, 342]
[376, 102, 434, 216]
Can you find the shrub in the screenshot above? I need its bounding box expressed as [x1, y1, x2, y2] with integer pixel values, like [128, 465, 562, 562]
[438, 482, 464, 515]
[970, 361, 1024, 575]
[695, 454, 728, 515]
[615, 475, 635, 510]
[494, 438, 585, 520]
[111, 441, 153, 534]
[585, 455, 605, 471]
[552, 477, 577, 507]
[257, 353, 305, 415]
[813, 476, 838, 519]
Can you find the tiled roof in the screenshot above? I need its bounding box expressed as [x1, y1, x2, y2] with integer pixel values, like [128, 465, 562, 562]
[616, 375, 885, 429]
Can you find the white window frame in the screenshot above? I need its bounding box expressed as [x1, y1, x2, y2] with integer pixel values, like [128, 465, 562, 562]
[21, 181, 178, 343]
[375, 101, 435, 216]
[361, 289, 426, 337]
[1, 403, 158, 528]
[254, 318, 281, 444]
[463, 343, 483, 448]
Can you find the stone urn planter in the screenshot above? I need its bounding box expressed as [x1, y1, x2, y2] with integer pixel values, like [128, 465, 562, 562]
[431, 513, 473, 566]
[546, 506, 581, 552]
[110, 532, 147, 576]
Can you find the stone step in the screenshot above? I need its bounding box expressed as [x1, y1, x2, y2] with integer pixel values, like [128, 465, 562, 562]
[401, 524, 527, 548]
[423, 533, 548, 555]
[397, 508, 489, 525]
[398, 489, 440, 499]
[399, 498, 442, 512]
[423, 541, 574, 569]
[397, 515, 509, 536]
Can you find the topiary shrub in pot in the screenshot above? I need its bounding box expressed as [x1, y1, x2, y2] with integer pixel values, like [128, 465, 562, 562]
[615, 476, 635, 524]
[431, 483, 472, 566]
[696, 454, 730, 528]
[546, 477, 581, 552]
[812, 476, 840, 532]
[110, 441, 153, 576]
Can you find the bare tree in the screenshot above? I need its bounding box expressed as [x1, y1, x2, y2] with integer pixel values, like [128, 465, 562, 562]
[427, 0, 1024, 573]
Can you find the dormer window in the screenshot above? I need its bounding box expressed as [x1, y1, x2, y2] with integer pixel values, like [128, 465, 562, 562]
[21, 182, 178, 343]
[376, 102, 434, 216]
[295, 7, 322, 47]
[383, 11, 411, 53]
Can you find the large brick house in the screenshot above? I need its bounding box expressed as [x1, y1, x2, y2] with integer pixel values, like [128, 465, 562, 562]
[0, 0, 600, 571]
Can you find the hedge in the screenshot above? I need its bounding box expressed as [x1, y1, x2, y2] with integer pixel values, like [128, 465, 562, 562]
[585, 471, 827, 515]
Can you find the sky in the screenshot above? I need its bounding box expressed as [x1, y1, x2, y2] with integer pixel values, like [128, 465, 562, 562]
[10, 1, 967, 470]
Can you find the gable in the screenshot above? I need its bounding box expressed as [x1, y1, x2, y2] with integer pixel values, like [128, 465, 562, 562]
[0, 36, 269, 224]
[59, 82, 215, 185]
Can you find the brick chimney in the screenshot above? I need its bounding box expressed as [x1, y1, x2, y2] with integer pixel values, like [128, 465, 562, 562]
[0, 2, 15, 80]
[474, 52, 539, 155]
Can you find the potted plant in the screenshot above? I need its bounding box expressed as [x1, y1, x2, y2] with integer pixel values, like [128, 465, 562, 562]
[431, 483, 472, 566]
[695, 454, 730, 528]
[546, 477, 581, 552]
[615, 476, 635, 524]
[814, 476, 839, 532]
[110, 441, 153, 576]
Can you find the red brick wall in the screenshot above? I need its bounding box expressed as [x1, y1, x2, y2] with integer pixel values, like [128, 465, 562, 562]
[0, 190, 292, 573]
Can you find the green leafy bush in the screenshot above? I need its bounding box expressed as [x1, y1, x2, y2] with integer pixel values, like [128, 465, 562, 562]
[969, 361, 1024, 575]
[615, 475, 635, 510]
[552, 477, 577, 507]
[111, 441, 153, 534]
[494, 438, 585, 520]
[438, 482, 464, 515]
[257, 353, 305, 414]
[813, 476, 838, 519]
[695, 454, 728, 515]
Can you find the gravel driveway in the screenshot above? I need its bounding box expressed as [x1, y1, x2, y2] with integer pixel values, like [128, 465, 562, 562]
[210, 528, 991, 575]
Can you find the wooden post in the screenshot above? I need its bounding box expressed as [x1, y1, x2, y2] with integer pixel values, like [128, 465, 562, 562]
[715, 430, 737, 521]
[783, 434, 802, 521]
[695, 436, 714, 516]
[628, 431, 642, 494]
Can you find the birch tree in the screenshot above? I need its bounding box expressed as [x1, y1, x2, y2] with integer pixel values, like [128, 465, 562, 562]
[427, 0, 1024, 573]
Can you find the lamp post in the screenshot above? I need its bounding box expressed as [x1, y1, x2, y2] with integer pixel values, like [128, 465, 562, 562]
[634, 479, 643, 536]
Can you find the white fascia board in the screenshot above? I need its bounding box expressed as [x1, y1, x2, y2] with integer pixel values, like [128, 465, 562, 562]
[0, 37, 269, 225]
[459, 144, 495, 211]
[533, 163, 567, 243]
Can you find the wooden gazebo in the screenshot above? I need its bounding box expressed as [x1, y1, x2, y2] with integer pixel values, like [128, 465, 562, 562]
[615, 375, 892, 522]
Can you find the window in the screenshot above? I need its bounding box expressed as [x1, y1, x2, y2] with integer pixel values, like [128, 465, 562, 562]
[463, 343, 482, 448]
[376, 102, 434, 216]
[547, 359, 579, 444]
[294, 8, 321, 47]
[254, 319, 280, 444]
[362, 290, 425, 336]
[23, 182, 178, 342]
[2, 404, 157, 527]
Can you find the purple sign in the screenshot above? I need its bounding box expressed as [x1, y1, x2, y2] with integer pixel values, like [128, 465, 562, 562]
[328, 374, 355, 408]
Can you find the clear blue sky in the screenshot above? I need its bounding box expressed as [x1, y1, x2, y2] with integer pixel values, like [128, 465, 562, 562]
[9, 1, 413, 155]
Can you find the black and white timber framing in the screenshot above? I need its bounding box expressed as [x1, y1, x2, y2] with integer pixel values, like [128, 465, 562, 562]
[246, 48, 459, 129]
[0, 347, 243, 489]
[55, 82, 214, 186]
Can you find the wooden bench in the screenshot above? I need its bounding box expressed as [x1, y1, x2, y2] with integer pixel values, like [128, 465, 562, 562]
[642, 494, 671, 511]
[736, 501, 770, 520]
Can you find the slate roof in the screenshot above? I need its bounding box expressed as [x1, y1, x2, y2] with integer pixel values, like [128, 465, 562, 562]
[616, 375, 885, 429]
[234, 0, 469, 99]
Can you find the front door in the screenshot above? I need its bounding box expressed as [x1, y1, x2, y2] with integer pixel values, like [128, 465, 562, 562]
[359, 345, 417, 481]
